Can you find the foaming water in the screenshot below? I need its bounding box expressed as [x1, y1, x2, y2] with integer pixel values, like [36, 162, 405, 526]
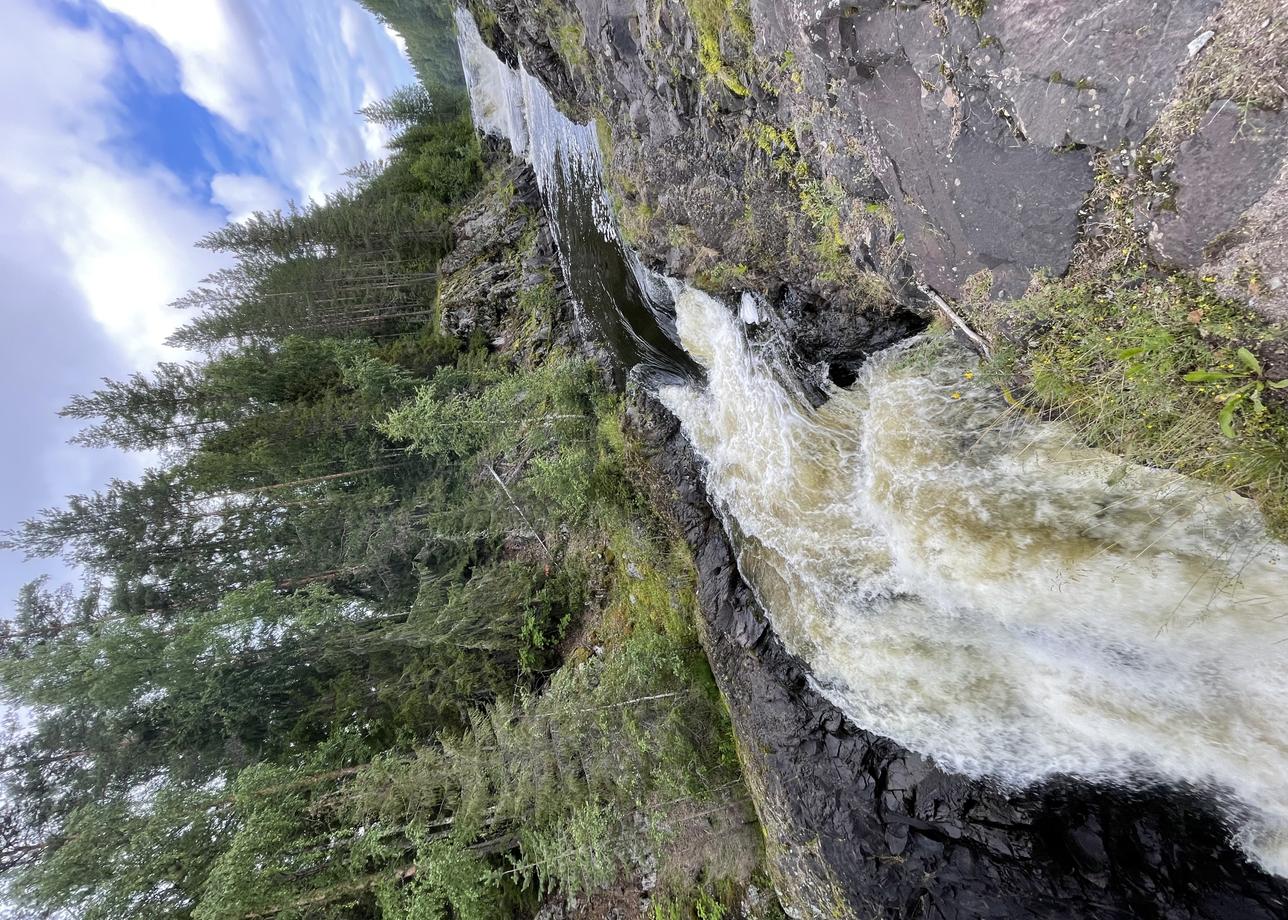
[659, 286, 1288, 875]
[455, 10, 695, 385]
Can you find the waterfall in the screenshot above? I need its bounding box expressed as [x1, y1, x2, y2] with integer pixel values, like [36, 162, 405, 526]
[456, 8, 612, 238]
[658, 285, 1288, 875]
[454, 10, 692, 384]
[453, 7, 1288, 879]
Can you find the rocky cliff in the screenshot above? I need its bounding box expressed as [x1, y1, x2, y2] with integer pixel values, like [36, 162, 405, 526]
[474, 0, 1287, 334]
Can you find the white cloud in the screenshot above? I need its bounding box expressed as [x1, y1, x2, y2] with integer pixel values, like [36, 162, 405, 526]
[97, 0, 261, 132]
[211, 173, 290, 223]
[0, 0, 415, 365]
[0, 0, 223, 366]
[100, 0, 415, 205]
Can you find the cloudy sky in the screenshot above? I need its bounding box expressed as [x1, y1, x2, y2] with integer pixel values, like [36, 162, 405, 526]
[0, 0, 417, 606]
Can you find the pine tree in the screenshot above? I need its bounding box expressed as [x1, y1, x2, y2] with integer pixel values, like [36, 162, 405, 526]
[360, 84, 436, 128]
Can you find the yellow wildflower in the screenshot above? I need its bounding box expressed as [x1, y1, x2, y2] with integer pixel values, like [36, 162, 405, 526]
[951, 391, 962, 400]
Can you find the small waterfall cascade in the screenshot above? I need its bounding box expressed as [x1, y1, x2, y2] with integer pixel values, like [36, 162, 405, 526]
[453, 8, 1288, 879]
[455, 10, 692, 383]
[658, 286, 1288, 875]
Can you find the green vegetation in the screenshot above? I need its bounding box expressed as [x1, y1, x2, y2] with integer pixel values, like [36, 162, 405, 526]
[553, 20, 590, 73]
[972, 166, 1288, 537]
[798, 178, 847, 271]
[980, 1, 1288, 541]
[1184, 347, 1288, 438]
[949, 0, 986, 19]
[359, 0, 464, 93]
[696, 261, 750, 292]
[681, 0, 755, 96]
[0, 71, 762, 918]
[746, 121, 797, 161]
[735, 118, 891, 299]
[795, 177, 889, 296]
[1149, 0, 1288, 155]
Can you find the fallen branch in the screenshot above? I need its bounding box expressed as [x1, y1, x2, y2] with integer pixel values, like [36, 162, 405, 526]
[918, 284, 991, 358]
[486, 464, 552, 559]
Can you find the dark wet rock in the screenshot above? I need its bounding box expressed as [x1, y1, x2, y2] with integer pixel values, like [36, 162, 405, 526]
[437, 158, 546, 344]
[479, 0, 1112, 305]
[751, 1, 1099, 299]
[760, 285, 928, 401]
[1150, 102, 1288, 270]
[626, 387, 1288, 920]
[843, 60, 1094, 297]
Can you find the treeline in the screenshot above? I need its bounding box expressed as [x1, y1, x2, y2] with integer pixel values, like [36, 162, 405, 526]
[360, 0, 465, 95]
[0, 85, 749, 918]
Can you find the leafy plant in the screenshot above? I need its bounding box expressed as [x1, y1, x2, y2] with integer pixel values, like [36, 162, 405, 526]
[1184, 347, 1288, 437]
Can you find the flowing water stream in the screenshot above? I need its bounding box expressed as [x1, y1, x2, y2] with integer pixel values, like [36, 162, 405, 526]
[456, 9, 696, 388]
[454, 11, 1288, 876]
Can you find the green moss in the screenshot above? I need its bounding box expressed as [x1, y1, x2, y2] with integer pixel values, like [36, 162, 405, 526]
[617, 195, 655, 246]
[554, 20, 589, 71]
[950, 0, 986, 18]
[798, 177, 849, 271]
[594, 115, 614, 164]
[682, 0, 755, 96]
[747, 121, 797, 158]
[539, 0, 589, 73]
[696, 261, 750, 291]
[863, 200, 895, 227]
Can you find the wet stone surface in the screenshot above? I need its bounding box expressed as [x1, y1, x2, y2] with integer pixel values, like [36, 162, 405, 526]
[1150, 103, 1288, 270]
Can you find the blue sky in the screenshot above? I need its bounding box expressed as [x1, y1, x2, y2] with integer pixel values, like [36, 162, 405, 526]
[0, 0, 418, 606]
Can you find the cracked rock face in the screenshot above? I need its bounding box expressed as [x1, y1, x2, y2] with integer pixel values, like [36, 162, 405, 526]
[971, 0, 1220, 149]
[744, 0, 1099, 297]
[837, 58, 1094, 297]
[484, 0, 1287, 316]
[1149, 103, 1288, 319]
[1151, 104, 1288, 267]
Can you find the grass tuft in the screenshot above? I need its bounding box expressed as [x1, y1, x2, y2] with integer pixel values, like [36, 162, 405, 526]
[1149, 0, 1288, 155]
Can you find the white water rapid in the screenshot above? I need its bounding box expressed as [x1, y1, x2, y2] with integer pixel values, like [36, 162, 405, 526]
[453, 7, 1288, 878]
[658, 286, 1288, 875]
[456, 9, 621, 247]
